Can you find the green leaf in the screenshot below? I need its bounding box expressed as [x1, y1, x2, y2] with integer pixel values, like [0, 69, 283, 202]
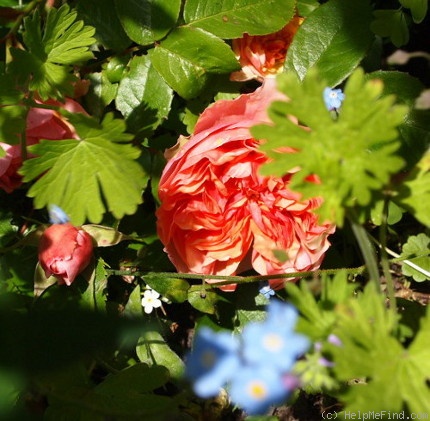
[76, 0, 131, 51]
[296, 0, 320, 16]
[0, 368, 24, 416]
[1, 245, 37, 295]
[95, 364, 169, 395]
[366, 71, 430, 169]
[285, 273, 354, 341]
[253, 68, 407, 226]
[116, 55, 173, 135]
[9, 4, 95, 100]
[20, 113, 148, 225]
[400, 234, 430, 282]
[80, 258, 108, 312]
[124, 284, 144, 318]
[33, 262, 57, 298]
[150, 26, 240, 99]
[84, 71, 118, 118]
[187, 286, 220, 314]
[399, 0, 428, 23]
[143, 274, 190, 303]
[81, 225, 130, 247]
[0, 105, 26, 146]
[183, 0, 296, 38]
[371, 9, 409, 47]
[370, 199, 404, 226]
[0, 74, 26, 145]
[115, 0, 181, 46]
[285, 0, 374, 86]
[136, 330, 185, 380]
[395, 151, 430, 227]
[42, 5, 95, 64]
[366, 71, 424, 107]
[333, 301, 430, 413]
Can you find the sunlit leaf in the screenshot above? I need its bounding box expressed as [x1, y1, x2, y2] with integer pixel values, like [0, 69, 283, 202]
[184, 0, 296, 38]
[150, 26, 239, 99]
[253, 68, 408, 226]
[144, 274, 190, 303]
[333, 296, 430, 413]
[188, 286, 220, 314]
[116, 55, 173, 135]
[285, 0, 374, 86]
[395, 151, 430, 227]
[400, 234, 430, 282]
[9, 4, 95, 99]
[20, 113, 148, 225]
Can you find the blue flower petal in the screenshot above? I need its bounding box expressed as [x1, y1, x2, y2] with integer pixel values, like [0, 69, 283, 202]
[48, 204, 70, 224]
[259, 283, 275, 298]
[229, 366, 292, 415]
[323, 87, 345, 110]
[185, 327, 240, 398]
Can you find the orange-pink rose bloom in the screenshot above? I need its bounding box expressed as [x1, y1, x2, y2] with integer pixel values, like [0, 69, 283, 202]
[156, 80, 335, 291]
[230, 15, 303, 82]
[38, 223, 94, 286]
[0, 98, 86, 193]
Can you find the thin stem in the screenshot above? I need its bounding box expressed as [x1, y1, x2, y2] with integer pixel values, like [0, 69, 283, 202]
[379, 197, 397, 315]
[106, 266, 366, 288]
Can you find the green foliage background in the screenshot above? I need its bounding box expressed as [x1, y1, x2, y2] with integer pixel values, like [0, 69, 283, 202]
[0, 0, 429, 419]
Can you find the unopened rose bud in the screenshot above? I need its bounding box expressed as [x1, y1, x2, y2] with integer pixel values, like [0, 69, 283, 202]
[38, 223, 93, 285]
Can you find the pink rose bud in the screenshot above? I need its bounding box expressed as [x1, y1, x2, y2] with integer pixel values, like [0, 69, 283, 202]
[38, 223, 94, 286]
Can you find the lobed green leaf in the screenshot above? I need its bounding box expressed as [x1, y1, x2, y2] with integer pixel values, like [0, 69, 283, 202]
[371, 9, 409, 47]
[400, 234, 430, 282]
[399, 0, 428, 23]
[395, 151, 430, 227]
[9, 4, 95, 100]
[333, 298, 430, 413]
[253, 68, 408, 226]
[20, 113, 148, 225]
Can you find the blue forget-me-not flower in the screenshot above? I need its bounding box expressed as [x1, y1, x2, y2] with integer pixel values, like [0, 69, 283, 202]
[184, 300, 311, 415]
[241, 302, 310, 373]
[323, 87, 345, 111]
[259, 282, 275, 299]
[184, 327, 240, 398]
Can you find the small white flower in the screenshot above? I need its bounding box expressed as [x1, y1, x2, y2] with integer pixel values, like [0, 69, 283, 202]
[141, 289, 162, 314]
